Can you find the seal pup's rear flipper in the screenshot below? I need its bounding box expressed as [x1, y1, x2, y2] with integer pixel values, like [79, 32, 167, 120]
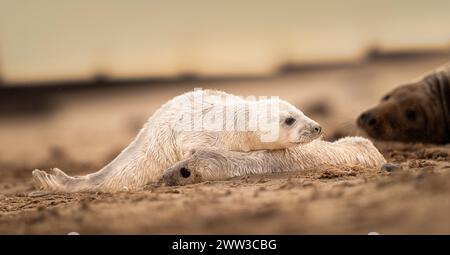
[32, 168, 89, 193]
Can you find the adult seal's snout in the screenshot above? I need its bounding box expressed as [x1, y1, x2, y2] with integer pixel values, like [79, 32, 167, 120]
[358, 111, 377, 127]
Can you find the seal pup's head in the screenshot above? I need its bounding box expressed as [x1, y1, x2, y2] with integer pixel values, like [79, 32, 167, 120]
[254, 99, 322, 149]
[161, 150, 225, 186]
[357, 66, 450, 144]
[279, 100, 323, 144]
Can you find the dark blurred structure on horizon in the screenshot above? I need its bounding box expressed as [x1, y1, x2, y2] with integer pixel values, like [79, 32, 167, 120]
[1, 46, 449, 118]
[2, 45, 449, 88]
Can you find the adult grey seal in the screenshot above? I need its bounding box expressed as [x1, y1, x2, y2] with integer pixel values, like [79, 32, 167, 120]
[358, 64, 450, 144]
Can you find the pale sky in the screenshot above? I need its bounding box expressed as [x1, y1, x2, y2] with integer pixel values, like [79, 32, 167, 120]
[1, 0, 450, 82]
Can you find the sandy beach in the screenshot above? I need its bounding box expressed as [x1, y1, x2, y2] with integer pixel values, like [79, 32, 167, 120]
[1, 56, 449, 234]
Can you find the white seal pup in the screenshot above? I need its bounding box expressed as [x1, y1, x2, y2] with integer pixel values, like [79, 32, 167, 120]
[32, 89, 321, 193]
[162, 136, 386, 186]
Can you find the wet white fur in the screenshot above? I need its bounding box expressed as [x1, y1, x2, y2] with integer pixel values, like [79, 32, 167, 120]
[163, 136, 386, 184]
[32, 89, 319, 193]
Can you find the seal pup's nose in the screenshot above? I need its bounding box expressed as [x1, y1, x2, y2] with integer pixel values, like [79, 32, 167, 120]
[162, 165, 183, 186]
[312, 125, 322, 135]
[358, 111, 377, 127]
[161, 161, 195, 186]
[179, 167, 191, 178]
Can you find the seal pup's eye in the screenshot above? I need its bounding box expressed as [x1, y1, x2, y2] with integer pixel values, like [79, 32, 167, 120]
[180, 167, 191, 178]
[382, 95, 391, 101]
[284, 117, 296, 126]
[405, 109, 417, 121]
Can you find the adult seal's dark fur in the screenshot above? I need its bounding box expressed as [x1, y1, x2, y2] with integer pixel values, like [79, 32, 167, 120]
[357, 64, 450, 144]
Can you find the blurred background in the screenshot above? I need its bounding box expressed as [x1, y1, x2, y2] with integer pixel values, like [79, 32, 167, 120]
[0, 0, 449, 167]
[1, 0, 450, 82]
[1, 0, 450, 235]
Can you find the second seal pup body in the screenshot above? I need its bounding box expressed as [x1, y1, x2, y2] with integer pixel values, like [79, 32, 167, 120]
[162, 136, 386, 186]
[32, 89, 321, 193]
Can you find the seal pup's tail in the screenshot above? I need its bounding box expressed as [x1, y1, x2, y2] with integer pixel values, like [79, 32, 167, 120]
[32, 168, 92, 193]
